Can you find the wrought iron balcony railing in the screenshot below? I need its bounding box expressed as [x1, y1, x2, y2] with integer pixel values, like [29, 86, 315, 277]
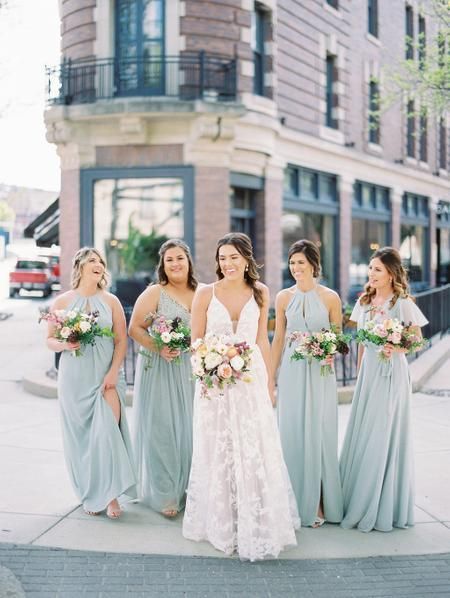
[46, 52, 237, 106]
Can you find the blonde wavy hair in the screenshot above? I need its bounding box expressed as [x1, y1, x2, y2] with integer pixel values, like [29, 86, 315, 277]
[360, 246, 412, 308]
[71, 247, 109, 290]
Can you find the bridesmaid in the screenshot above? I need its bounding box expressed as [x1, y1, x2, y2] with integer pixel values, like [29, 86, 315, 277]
[340, 247, 428, 532]
[271, 239, 344, 528]
[129, 239, 197, 518]
[46, 247, 137, 519]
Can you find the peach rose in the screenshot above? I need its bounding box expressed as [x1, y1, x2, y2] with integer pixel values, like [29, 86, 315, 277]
[217, 363, 233, 379]
[226, 347, 238, 359]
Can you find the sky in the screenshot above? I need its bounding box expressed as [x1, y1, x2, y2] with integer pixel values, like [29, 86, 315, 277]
[0, 0, 61, 191]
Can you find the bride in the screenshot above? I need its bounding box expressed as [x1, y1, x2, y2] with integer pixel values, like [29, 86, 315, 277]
[182, 233, 300, 561]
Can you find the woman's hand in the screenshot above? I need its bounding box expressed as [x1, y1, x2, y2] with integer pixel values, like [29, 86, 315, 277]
[102, 369, 119, 393]
[382, 343, 407, 359]
[268, 379, 276, 408]
[322, 355, 334, 367]
[159, 346, 181, 362]
[63, 340, 81, 352]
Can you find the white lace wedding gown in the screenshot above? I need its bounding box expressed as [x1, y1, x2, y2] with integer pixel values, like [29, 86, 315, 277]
[182, 287, 300, 561]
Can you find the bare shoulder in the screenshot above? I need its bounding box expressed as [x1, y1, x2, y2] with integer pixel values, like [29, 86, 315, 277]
[276, 286, 295, 308]
[51, 290, 76, 310]
[195, 283, 214, 301]
[317, 284, 341, 305]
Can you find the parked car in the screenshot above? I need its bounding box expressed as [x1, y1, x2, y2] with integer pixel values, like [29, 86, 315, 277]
[9, 258, 54, 298]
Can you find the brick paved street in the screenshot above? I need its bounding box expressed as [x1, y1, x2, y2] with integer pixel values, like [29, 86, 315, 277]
[1, 543, 450, 598]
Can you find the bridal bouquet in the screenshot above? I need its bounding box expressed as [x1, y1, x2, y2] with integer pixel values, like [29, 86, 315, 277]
[356, 317, 425, 362]
[39, 308, 114, 356]
[191, 333, 253, 399]
[289, 326, 351, 376]
[141, 313, 191, 368]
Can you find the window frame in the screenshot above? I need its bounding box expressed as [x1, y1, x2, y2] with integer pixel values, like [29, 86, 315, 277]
[368, 0, 378, 38]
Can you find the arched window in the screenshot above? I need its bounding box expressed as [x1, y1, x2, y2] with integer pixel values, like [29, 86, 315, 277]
[116, 0, 165, 95]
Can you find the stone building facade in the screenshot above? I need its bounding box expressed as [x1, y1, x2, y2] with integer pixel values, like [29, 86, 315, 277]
[45, 0, 450, 301]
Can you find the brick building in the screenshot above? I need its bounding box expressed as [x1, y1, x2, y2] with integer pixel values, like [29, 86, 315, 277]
[45, 0, 450, 301]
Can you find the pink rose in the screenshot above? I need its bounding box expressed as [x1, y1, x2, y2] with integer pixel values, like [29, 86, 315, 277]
[388, 332, 402, 344]
[217, 363, 233, 379]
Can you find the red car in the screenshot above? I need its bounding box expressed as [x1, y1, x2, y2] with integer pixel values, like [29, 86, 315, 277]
[9, 258, 55, 298]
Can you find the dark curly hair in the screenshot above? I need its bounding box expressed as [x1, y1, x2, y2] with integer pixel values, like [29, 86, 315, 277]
[156, 239, 198, 291]
[287, 239, 321, 278]
[215, 232, 264, 307]
[360, 246, 412, 308]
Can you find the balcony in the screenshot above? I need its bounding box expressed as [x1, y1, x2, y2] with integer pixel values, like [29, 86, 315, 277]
[46, 52, 238, 106]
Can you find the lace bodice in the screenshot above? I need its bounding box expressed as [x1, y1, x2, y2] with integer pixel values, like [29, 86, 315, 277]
[206, 287, 259, 344]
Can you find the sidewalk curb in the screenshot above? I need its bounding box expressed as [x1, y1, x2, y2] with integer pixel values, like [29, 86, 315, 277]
[23, 334, 449, 407]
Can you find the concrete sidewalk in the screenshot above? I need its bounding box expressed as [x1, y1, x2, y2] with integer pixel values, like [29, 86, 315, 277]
[0, 294, 449, 565]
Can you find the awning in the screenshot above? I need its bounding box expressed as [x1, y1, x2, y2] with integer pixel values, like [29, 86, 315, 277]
[24, 198, 59, 247]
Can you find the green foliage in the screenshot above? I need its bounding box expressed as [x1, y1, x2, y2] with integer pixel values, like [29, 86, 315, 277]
[0, 200, 15, 222]
[375, 0, 450, 120]
[119, 220, 168, 276]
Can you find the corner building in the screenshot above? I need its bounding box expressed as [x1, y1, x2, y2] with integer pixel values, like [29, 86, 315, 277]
[46, 0, 450, 300]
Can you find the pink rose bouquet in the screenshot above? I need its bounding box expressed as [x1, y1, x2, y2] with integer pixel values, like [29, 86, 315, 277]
[289, 326, 351, 376]
[39, 308, 114, 356]
[141, 312, 191, 368]
[191, 332, 253, 399]
[356, 317, 425, 361]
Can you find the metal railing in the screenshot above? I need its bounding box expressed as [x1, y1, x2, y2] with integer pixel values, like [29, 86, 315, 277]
[122, 284, 450, 388]
[46, 52, 238, 106]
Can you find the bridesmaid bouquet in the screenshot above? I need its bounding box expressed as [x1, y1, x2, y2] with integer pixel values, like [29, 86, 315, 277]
[191, 333, 253, 399]
[142, 313, 191, 366]
[39, 308, 114, 356]
[356, 318, 425, 361]
[289, 327, 351, 376]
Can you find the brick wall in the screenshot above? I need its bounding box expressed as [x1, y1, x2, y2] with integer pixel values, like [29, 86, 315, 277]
[60, 169, 81, 290]
[61, 0, 96, 61]
[96, 145, 184, 167]
[193, 166, 230, 283]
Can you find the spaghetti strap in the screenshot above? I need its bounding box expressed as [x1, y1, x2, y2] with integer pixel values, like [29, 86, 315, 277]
[211, 283, 216, 297]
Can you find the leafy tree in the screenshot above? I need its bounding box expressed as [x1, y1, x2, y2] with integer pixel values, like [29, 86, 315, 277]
[378, 0, 449, 118]
[0, 200, 15, 222]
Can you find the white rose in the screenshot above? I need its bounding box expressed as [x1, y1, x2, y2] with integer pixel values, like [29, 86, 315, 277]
[230, 355, 245, 371]
[193, 366, 205, 377]
[66, 310, 77, 319]
[160, 331, 172, 343]
[204, 351, 223, 371]
[79, 321, 91, 333]
[60, 327, 71, 339]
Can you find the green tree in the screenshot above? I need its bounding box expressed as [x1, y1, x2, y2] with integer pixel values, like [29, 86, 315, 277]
[0, 200, 15, 222]
[379, 0, 449, 118]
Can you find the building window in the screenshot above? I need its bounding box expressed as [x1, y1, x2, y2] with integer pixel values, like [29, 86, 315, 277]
[252, 4, 266, 96]
[368, 79, 380, 144]
[326, 0, 338, 8]
[419, 112, 427, 162]
[407, 100, 415, 157]
[116, 0, 165, 95]
[400, 192, 429, 286]
[405, 5, 414, 60]
[326, 54, 337, 129]
[368, 0, 378, 37]
[351, 181, 390, 291]
[439, 117, 447, 170]
[283, 165, 338, 289]
[418, 15, 426, 69]
[436, 201, 450, 285]
[230, 187, 256, 247]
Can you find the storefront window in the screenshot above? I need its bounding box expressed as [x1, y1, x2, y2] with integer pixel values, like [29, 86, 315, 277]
[281, 210, 335, 288]
[400, 224, 427, 283]
[350, 219, 388, 288]
[437, 201, 450, 285]
[230, 187, 256, 247]
[93, 177, 184, 281]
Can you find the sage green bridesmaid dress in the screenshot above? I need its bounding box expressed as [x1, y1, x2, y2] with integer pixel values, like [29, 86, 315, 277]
[132, 288, 195, 513]
[277, 288, 344, 526]
[340, 296, 428, 532]
[57, 292, 137, 513]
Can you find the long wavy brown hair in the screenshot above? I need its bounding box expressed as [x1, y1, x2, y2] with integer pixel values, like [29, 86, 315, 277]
[215, 232, 264, 307]
[156, 239, 198, 291]
[71, 247, 109, 290]
[360, 246, 412, 307]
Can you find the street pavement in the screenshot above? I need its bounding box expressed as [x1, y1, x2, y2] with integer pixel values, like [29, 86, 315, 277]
[0, 261, 449, 596]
